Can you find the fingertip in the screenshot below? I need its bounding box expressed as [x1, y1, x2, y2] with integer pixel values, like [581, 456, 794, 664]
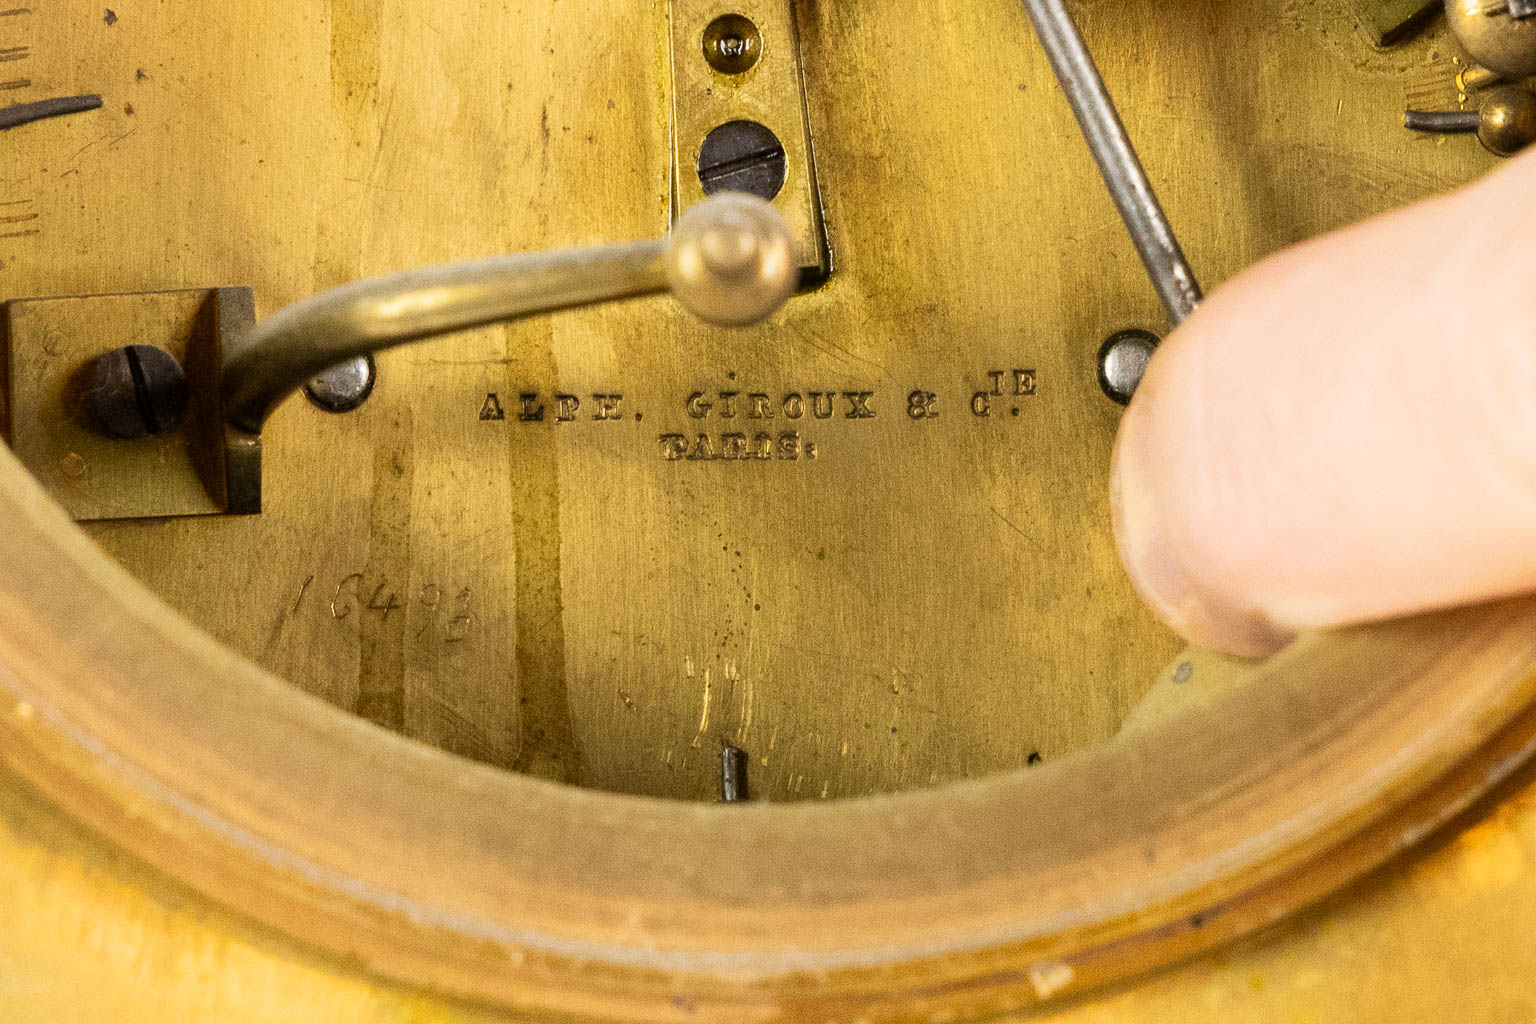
[1111, 364, 1295, 660]
[1109, 150, 1536, 657]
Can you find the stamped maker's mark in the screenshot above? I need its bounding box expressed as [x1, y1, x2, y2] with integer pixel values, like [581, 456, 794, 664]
[476, 369, 1038, 460]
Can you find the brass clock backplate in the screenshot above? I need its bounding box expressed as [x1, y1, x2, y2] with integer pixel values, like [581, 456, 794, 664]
[1, 0, 1490, 802]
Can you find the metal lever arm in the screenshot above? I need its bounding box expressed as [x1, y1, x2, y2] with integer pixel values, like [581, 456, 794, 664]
[1020, 0, 1202, 325]
[221, 194, 797, 434]
[222, 244, 663, 432]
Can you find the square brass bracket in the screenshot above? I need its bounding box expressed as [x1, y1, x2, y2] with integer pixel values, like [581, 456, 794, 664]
[668, 0, 831, 279]
[2, 288, 261, 521]
[1350, 0, 1440, 46]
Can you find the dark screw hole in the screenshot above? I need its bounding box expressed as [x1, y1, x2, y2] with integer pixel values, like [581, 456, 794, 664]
[702, 13, 762, 75]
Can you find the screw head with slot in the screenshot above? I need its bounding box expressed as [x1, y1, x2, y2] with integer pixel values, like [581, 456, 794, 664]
[696, 119, 787, 201]
[87, 344, 189, 440]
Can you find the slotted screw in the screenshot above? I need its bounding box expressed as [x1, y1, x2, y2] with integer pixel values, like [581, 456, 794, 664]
[88, 344, 189, 440]
[697, 119, 787, 201]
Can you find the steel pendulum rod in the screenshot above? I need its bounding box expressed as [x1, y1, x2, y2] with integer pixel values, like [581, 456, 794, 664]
[1020, 0, 1203, 325]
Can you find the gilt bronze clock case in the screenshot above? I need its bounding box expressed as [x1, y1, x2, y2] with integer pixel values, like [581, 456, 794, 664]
[1, 0, 1535, 1020]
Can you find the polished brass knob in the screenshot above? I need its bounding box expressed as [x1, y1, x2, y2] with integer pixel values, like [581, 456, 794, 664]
[665, 193, 796, 327]
[1404, 84, 1536, 156]
[1478, 84, 1536, 153]
[1446, 0, 1536, 80]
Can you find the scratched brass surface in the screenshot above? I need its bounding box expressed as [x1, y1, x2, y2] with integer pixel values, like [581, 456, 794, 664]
[0, 0, 1493, 800]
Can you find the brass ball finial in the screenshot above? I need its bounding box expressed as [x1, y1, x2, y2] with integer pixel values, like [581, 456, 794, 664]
[1478, 84, 1536, 155]
[1446, 0, 1536, 80]
[666, 193, 797, 327]
[1404, 84, 1536, 156]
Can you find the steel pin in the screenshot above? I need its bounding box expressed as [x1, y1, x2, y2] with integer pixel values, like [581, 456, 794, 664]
[721, 745, 749, 802]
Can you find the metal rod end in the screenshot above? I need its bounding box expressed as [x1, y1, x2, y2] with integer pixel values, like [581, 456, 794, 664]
[667, 195, 798, 328]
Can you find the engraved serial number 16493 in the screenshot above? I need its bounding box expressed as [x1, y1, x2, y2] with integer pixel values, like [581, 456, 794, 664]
[291, 573, 475, 644]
